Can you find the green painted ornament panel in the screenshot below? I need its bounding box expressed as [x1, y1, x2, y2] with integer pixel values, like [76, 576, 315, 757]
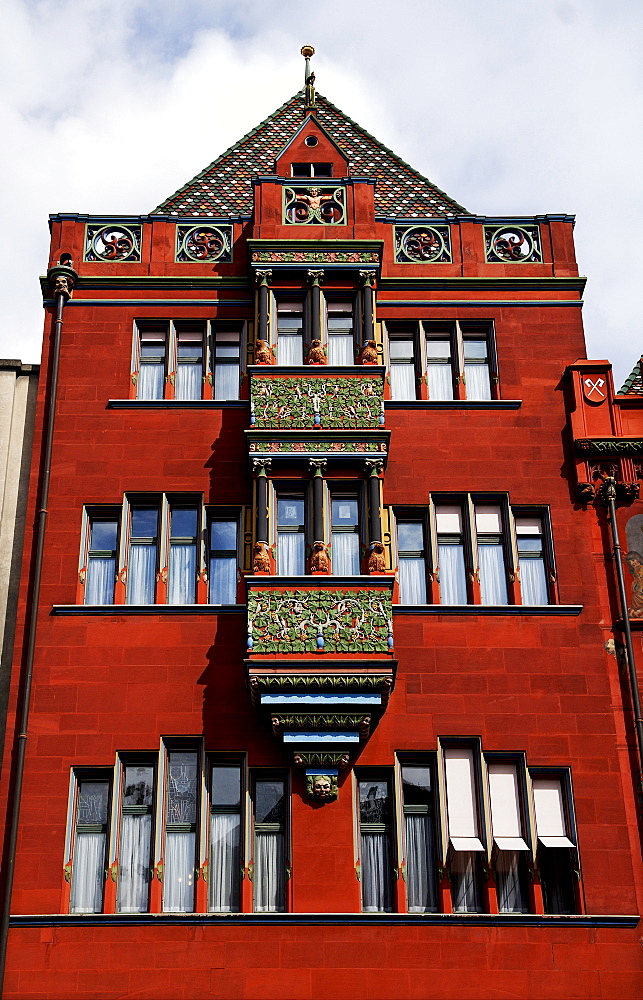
[251, 376, 384, 429]
[247, 588, 392, 653]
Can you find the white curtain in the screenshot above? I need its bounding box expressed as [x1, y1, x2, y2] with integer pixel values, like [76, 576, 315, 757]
[478, 542, 508, 605]
[520, 556, 548, 605]
[127, 544, 156, 604]
[174, 364, 202, 400]
[496, 852, 526, 913]
[332, 533, 360, 575]
[214, 365, 239, 400]
[278, 533, 304, 575]
[427, 364, 453, 400]
[85, 557, 114, 605]
[163, 832, 195, 912]
[118, 814, 151, 913]
[277, 337, 303, 366]
[210, 557, 236, 604]
[328, 336, 354, 366]
[210, 813, 241, 912]
[464, 363, 491, 400]
[254, 831, 286, 912]
[438, 543, 467, 604]
[137, 363, 164, 400]
[361, 833, 393, 912]
[390, 364, 416, 401]
[168, 543, 196, 604]
[399, 557, 427, 604]
[405, 814, 437, 912]
[70, 833, 105, 913]
[451, 853, 479, 913]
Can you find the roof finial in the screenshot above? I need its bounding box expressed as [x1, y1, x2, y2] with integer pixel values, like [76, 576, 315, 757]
[301, 45, 316, 113]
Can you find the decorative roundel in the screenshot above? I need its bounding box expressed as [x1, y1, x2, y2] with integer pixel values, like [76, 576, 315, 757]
[487, 226, 541, 263]
[177, 225, 232, 262]
[86, 225, 140, 262]
[305, 135, 319, 147]
[398, 226, 449, 263]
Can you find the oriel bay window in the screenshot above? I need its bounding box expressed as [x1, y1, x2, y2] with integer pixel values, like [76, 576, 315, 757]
[117, 763, 155, 914]
[358, 775, 394, 912]
[209, 763, 243, 912]
[326, 300, 355, 365]
[163, 749, 199, 913]
[531, 772, 577, 914]
[487, 761, 530, 914]
[442, 745, 485, 913]
[69, 776, 111, 914]
[253, 773, 288, 912]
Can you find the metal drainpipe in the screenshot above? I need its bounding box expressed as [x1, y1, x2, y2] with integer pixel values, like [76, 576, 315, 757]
[0, 263, 76, 992]
[602, 477, 643, 783]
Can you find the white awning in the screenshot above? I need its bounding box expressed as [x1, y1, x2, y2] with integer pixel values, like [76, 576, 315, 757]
[538, 835, 575, 849]
[494, 837, 530, 851]
[450, 837, 485, 852]
[532, 777, 576, 847]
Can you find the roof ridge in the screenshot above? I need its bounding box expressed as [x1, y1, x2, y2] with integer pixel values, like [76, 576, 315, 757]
[314, 92, 469, 215]
[150, 90, 304, 214]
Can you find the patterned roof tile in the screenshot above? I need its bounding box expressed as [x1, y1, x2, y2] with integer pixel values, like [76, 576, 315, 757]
[153, 90, 468, 218]
[618, 356, 643, 395]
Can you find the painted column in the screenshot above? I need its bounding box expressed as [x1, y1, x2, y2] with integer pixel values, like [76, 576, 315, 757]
[256, 270, 272, 347]
[308, 270, 324, 347]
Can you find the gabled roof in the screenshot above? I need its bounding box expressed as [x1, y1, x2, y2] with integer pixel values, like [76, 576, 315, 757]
[153, 90, 469, 218]
[618, 356, 643, 395]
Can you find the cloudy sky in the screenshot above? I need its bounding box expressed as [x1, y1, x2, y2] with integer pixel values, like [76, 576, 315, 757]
[2, 0, 641, 387]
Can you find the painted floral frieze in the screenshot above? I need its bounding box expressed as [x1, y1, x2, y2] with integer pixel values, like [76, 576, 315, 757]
[247, 588, 393, 654]
[251, 375, 384, 429]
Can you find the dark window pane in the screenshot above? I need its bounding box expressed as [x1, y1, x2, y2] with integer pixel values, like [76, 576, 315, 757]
[212, 766, 241, 808]
[359, 781, 389, 824]
[90, 521, 118, 551]
[255, 780, 285, 824]
[171, 508, 198, 538]
[167, 752, 198, 824]
[131, 508, 158, 538]
[123, 766, 154, 806]
[77, 781, 109, 825]
[402, 766, 432, 806]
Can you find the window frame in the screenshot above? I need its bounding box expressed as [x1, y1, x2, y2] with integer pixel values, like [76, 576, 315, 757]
[79, 506, 121, 606]
[67, 769, 113, 915]
[328, 485, 364, 576]
[132, 320, 170, 401]
[272, 484, 309, 576]
[512, 506, 556, 606]
[210, 321, 243, 401]
[273, 296, 307, 367]
[251, 768, 290, 913]
[385, 321, 422, 400]
[394, 508, 431, 604]
[172, 320, 207, 401]
[396, 753, 440, 914]
[438, 738, 487, 913]
[207, 508, 241, 605]
[123, 496, 162, 606]
[356, 768, 396, 913]
[114, 754, 157, 914]
[207, 755, 246, 913]
[161, 741, 202, 914]
[324, 294, 359, 367]
[529, 767, 579, 915]
[484, 753, 532, 914]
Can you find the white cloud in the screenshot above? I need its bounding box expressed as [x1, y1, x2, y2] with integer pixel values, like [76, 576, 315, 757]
[1, 0, 641, 386]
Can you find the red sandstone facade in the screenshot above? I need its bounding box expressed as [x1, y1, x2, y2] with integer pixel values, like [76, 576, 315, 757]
[1, 69, 642, 999]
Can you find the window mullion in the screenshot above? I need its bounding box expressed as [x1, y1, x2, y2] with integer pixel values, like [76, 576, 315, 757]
[453, 321, 466, 400]
[166, 322, 177, 400]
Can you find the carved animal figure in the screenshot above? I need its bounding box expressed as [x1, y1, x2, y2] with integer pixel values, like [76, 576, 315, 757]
[252, 542, 271, 573]
[310, 542, 329, 573]
[358, 340, 378, 365]
[255, 340, 275, 365]
[306, 339, 327, 365]
[368, 541, 386, 573]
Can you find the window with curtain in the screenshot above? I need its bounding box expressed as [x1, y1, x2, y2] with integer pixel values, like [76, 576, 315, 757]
[213, 326, 241, 400]
[331, 495, 360, 575]
[401, 765, 437, 912]
[475, 505, 508, 605]
[516, 516, 549, 605]
[389, 337, 416, 400]
[70, 778, 110, 914]
[425, 337, 454, 400]
[163, 750, 198, 913]
[277, 495, 305, 575]
[326, 300, 355, 366]
[136, 324, 167, 400]
[443, 746, 484, 913]
[174, 323, 204, 400]
[167, 506, 198, 605]
[276, 301, 304, 366]
[85, 517, 118, 605]
[435, 505, 468, 605]
[487, 762, 530, 914]
[209, 518, 238, 604]
[253, 775, 287, 912]
[463, 337, 491, 400]
[358, 777, 394, 912]
[126, 507, 158, 605]
[532, 775, 576, 914]
[397, 520, 427, 604]
[210, 765, 242, 912]
[117, 764, 154, 913]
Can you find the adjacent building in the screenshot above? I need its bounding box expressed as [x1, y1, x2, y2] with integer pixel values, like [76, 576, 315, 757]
[1, 53, 642, 999]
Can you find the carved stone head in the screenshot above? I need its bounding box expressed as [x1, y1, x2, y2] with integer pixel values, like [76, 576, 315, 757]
[306, 773, 338, 802]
